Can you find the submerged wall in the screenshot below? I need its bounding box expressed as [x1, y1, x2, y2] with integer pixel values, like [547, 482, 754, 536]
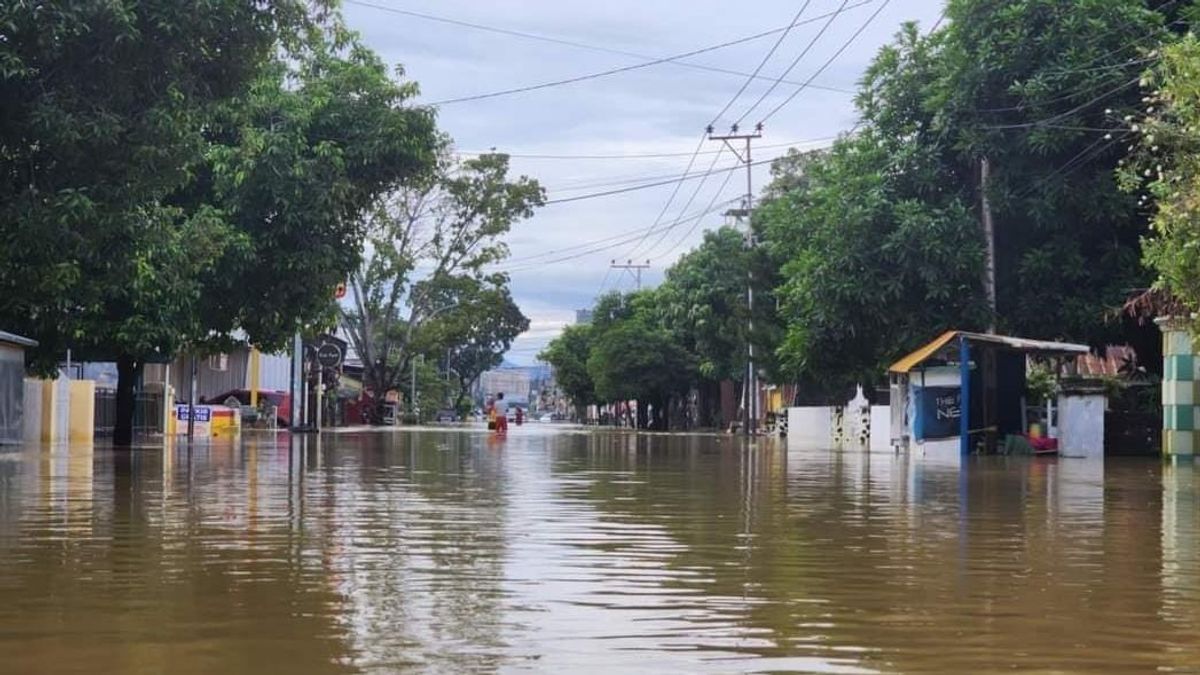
[0, 343, 23, 444]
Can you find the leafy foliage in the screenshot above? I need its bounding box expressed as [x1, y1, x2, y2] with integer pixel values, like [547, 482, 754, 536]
[539, 324, 596, 411]
[586, 315, 694, 427]
[339, 152, 544, 418]
[414, 279, 529, 413]
[196, 37, 438, 352]
[760, 0, 1172, 390]
[0, 1, 439, 443]
[1120, 34, 1200, 327]
[0, 0, 313, 369]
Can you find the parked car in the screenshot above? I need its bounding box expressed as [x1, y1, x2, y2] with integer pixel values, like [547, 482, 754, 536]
[434, 409, 458, 423]
[206, 389, 292, 426]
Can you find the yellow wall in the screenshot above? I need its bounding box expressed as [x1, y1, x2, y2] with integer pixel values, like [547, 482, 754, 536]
[40, 378, 63, 442]
[68, 380, 94, 442]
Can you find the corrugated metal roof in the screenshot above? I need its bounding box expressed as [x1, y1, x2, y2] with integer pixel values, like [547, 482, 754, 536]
[888, 331, 1089, 374]
[888, 331, 958, 375]
[0, 331, 37, 348]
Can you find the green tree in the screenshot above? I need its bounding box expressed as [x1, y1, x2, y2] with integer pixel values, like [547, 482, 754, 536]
[586, 318, 693, 430]
[651, 226, 779, 424]
[938, 0, 1162, 341]
[194, 36, 438, 353]
[0, 2, 286, 443]
[1121, 33, 1200, 326]
[762, 1, 1175, 391]
[414, 279, 529, 415]
[539, 324, 595, 419]
[0, 2, 438, 444]
[339, 152, 544, 422]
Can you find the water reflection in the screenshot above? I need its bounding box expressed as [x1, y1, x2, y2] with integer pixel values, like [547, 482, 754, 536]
[0, 430, 1197, 672]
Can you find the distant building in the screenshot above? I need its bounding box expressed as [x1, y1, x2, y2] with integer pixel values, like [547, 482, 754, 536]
[575, 309, 593, 325]
[478, 368, 531, 405]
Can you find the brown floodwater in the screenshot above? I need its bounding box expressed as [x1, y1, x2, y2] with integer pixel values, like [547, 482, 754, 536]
[0, 426, 1196, 673]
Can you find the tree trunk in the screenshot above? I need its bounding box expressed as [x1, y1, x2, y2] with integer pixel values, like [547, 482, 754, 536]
[114, 354, 137, 447]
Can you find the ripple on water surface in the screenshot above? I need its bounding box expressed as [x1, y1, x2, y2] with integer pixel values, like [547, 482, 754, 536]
[0, 429, 1197, 673]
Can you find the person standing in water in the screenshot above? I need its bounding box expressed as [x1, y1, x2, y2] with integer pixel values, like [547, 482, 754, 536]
[493, 392, 509, 434]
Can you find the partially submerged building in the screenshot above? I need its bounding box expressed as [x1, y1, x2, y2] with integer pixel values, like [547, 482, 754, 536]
[0, 331, 37, 444]
[888, 331, 1102, 458]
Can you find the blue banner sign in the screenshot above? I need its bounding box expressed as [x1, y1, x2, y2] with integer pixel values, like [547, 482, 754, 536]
[913, 386, 961, 440]
[175, 405, 211, 423]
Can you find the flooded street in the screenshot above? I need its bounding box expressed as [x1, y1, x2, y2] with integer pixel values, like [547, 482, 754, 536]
[0, 426, 1197, 673]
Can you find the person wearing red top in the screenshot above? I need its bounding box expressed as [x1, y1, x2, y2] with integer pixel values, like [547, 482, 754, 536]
[493, 392, 509, 433]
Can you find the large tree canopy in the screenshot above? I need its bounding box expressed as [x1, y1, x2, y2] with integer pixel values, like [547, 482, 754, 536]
[339, 151, 543, 421]
[759, 0, 1176, 391]
[414, 278, 529, 414]
[0, 1, 440, 443]
[1121, 31, 1200, 326]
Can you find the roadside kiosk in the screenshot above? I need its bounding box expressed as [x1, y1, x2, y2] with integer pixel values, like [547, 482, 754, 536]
[888, 331, 1090, 457]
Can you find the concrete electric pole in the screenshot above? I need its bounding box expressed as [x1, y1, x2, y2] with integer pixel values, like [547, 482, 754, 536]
[707, 123, 762, 436]
[610, 259, 651, 291]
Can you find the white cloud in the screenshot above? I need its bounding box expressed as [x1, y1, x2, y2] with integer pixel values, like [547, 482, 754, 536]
[344, 0, 945, 363]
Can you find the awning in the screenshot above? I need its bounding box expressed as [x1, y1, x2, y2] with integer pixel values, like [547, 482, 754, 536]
[888, 331, 1089, 374]
[0, 331, 37, 348]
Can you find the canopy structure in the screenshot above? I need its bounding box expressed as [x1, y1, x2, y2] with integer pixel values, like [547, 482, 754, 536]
[889, 330, 1089, 375]
[888, 331, 1092, 456]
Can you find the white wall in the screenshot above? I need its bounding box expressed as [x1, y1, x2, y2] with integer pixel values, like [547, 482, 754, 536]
[787, 407, 834, 450]
[915, 438, 962, 463]
[22, 378, 41, 442]
[869, 405, 891, 451]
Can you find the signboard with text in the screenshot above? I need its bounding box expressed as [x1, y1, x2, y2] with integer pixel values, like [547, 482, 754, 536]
[175, 405, 212, 423]
[913, 386, 961, 441]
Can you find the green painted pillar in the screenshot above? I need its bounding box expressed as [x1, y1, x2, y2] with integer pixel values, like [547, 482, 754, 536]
[1158, 317, 1198, 458]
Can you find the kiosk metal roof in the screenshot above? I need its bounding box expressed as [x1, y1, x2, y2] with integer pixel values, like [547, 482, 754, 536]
[888, 331, 1089, 374]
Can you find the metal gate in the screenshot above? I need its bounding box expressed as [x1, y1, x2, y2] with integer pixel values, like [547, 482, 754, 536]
[93, 389, 165, 436]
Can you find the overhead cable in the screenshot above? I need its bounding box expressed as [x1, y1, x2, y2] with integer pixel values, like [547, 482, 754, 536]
[344, 0, 858, 96]
[626, 147, 728, 259]
[454, 137, 835, 161]
[758, 0, 893, 125]
[710, 0, 815, 126]
[497, 198, 742, 273]
[423, 2, 878, 106]
[736, 0, 855, 126]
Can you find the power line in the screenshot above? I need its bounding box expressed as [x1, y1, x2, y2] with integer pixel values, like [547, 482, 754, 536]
[542, 154, 777, 201]
[619, 1, 842, 269]
[542, 140, 835, 191]
[346, 0, 865, 99]
[710, 0, 814, 126]
[979, 77, 1139, 130]
[647, 160, 739, 261]
[1015, 133, 1128, 199]
[497, 197, 742, 273]
[971, 60, 1152, 114]
[627, 146, 728, 259]
[736, 0, 855, 126]
[454, 136, 836, 161]
[423, 2, 878, 106]
[551, 158, 738, 193]
[758, 0, 893, 126]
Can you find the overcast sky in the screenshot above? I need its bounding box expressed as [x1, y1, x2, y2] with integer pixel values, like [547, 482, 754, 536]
[343, 0, 945, 365]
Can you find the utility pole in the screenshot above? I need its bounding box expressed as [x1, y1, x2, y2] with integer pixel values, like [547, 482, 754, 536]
[707, 122, 762, 436]
[980, 157, 997, 333]
[410, 354, 423, 422]
[610, 259, 651, 290]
